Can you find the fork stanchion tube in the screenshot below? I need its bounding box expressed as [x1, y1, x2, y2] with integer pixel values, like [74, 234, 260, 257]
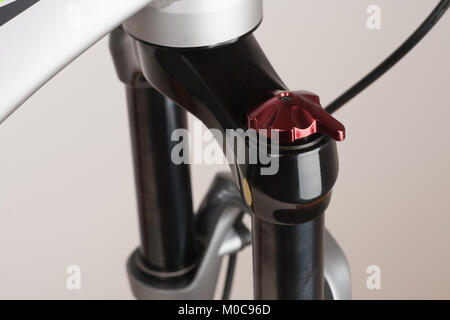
[252, 214, 325, 299]
[126, 77, 196, 272]
[243, 135, 339, 300]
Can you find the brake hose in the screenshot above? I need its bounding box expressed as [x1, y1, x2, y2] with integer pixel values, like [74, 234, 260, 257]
[325, 0, 449, 114]
[222, 253, 237, 300]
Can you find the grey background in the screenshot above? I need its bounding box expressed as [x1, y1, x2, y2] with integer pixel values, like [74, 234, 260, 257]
[0, 0, 449, 299]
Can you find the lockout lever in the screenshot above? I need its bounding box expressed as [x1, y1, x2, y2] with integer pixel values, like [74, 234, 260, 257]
[247, 91, 345, 143]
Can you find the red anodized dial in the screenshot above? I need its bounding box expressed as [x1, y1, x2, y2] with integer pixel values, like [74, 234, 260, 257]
[246, 91, 346, 143]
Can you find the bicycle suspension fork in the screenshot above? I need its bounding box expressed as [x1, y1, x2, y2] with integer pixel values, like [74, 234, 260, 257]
[129, 32, 345, 299]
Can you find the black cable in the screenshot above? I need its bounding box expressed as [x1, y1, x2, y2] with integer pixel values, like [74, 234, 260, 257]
[222, 253, 237, 300]
[325, 0, 449, 114]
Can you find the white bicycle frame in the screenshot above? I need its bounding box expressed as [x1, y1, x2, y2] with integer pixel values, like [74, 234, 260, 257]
[0, 0, 261, 123]
[0, 0, 151, 123]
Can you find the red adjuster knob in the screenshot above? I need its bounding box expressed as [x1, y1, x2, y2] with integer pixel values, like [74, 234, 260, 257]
[247, 91, 345, 143]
